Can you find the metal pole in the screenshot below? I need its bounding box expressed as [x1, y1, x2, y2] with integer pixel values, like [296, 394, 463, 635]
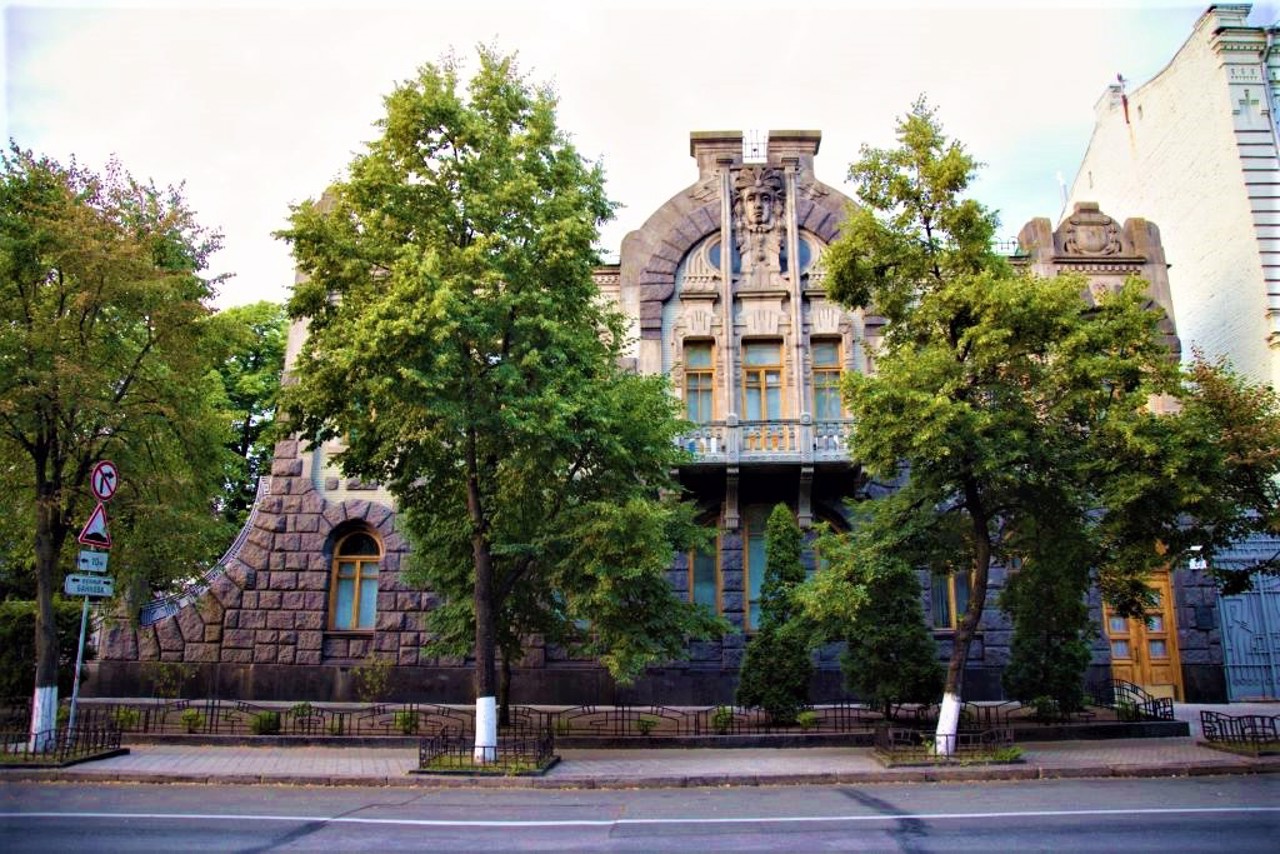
[66, 595, 90, 739]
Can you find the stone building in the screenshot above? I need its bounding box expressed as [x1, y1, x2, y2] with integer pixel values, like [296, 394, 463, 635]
[92, 130, 1210, 703]
[1065, 2, 1280, 701]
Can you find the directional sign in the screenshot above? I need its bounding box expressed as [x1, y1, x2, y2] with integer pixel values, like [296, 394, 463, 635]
[64, 573, 114, 598]
[77, 550, 109, 573]
[90, 460, 119, 502]
[77, 502, 112, 548]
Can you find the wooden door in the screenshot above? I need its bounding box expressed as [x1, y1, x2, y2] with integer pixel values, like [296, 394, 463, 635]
[1104, 572, 1184, 701]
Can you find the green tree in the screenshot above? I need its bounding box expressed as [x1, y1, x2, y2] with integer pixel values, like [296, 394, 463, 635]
[278, 49, 722, 759]
[0, 145, 230, 744]
[206, 301, 287, 523]
[815, 99, 1280, 753]
[999, 516, 1093, 716]
[735, 504, 812, 724]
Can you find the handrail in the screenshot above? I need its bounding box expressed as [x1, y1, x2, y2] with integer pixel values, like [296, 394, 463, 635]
[139, 476, 272, 625]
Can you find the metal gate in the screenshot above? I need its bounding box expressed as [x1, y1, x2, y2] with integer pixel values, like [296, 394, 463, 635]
[1221, 574, 1280, 701]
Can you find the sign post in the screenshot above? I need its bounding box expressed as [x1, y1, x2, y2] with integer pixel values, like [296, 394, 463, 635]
[67, 461, 118, 738]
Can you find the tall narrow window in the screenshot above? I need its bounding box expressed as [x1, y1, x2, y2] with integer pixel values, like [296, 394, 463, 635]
[932, 571, 972, 630]
[743, 342, 782, 421]
[744, 506, 770, 630]
[689, 537, 719, 612]
[811, 339, 842, 421]
[684, 341, 714, 423]
[330, 530, 382, 630]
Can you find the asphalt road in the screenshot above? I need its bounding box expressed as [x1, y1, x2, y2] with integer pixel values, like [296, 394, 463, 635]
[2, 776, 1277, 852]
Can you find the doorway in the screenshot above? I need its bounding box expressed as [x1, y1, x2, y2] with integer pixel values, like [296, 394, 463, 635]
[1103, 571, 1184, 700]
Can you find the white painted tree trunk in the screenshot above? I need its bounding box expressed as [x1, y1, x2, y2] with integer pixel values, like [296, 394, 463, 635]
[473, 695, 497, 763]
[29, 684, 57, 751]
[934, 691, 961, 757]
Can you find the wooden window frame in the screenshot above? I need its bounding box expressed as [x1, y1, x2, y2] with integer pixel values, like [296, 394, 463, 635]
[688, 535, 721, 615]
[742, 341, 784, 422]
[684, 340, 716, 424]
[932, 571, 972, 631]
[329, 530, 383, 632]
[811, 337, 843, 421]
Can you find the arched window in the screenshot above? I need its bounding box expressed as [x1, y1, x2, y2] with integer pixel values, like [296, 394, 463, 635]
[330, 530, 382, 630]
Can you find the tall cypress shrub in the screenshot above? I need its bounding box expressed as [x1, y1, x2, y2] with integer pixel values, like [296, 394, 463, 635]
[736, 504, 812, 725]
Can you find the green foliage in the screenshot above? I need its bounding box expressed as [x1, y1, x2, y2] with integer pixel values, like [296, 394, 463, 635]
[205, 301, 287, 524]
[0, 144, 233, 706]
[635, 716, 658, 736]
[1000, 521, 1093, 715]
[179, 707, 205, 733]
[736, 505, 812, 724]
[814, 99, 1280, 717]
[250, 710, 281, 735]
[711, 705, 734, 735]
[808, 532, 942, 718]
[142, 660, 195, 699]
[796, 710, 819, 731]
[352, 654, 393, 704]
[0, 600, 90, 700]
[393, 710, 418, 735]
[111, 706, 141, 730]
[279, 47, 722, 700]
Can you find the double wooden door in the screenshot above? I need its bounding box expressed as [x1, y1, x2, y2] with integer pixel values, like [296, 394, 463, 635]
[1104, 571, 1183, 700]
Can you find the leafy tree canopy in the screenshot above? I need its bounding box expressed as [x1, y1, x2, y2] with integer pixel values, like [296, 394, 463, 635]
[277, 48, 723, 722]
[0, 144, 232, 733]
[810, 98, 1280, 744]
[205, 301, 287, 523]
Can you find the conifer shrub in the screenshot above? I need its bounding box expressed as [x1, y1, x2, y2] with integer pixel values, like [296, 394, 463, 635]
[1000, 546, 1093, 716]
[736, 505, 812, 725]
[840, 556, 942, 719]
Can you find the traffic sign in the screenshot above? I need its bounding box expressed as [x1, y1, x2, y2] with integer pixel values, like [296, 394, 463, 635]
[77, 502, 112, 548]
[90, 460, 119, 501]
[64, 573, 114, 598]
[77, 550, 109, 573]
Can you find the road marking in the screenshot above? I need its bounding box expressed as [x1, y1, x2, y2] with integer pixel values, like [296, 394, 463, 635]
[2, 806, 1279, 828]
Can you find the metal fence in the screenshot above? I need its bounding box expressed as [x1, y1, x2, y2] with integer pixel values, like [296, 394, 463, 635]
[1200, 710, 1280, 756]
[874, 725, 1016, 762]
[0, 725, 122, 765]
[418, 730, 556, 774]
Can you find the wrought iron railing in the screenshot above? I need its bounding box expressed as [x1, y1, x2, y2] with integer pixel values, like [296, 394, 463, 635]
[1086, 679, 1175, 721]
[874, 724, 1016, 762]
[1200, 710, 1280, 756]
[418, 729, 556, 774]
[139, 476, 271, 625]
[0, 725, 122, 764]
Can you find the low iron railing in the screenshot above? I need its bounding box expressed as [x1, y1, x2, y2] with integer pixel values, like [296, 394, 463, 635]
[0, 725, 122, 765]
[874, 725, 1016, 762]
[418, 729, 556, 774]
[1086, 679, 1175, 721]
[1200, 710, 1280, 756]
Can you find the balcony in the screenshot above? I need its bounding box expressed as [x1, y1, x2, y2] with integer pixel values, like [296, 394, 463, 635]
[679, 418, 853, 465]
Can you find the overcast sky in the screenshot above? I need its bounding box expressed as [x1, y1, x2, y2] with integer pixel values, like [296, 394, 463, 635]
[2, 0, 1250, 308]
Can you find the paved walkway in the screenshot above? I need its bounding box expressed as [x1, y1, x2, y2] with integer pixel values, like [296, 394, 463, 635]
[3, 703, 1276, 789]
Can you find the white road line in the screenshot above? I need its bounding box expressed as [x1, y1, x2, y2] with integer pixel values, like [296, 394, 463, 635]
[1, 806, 1278, 828]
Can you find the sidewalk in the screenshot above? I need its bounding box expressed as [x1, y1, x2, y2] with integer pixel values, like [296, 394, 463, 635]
[2, 704, 1276, 789]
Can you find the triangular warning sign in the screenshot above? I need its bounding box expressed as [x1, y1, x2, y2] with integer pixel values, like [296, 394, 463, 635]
[77, 502, 111, 548]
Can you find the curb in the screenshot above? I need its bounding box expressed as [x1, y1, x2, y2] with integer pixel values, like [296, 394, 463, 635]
[4, 759, 1277, 789]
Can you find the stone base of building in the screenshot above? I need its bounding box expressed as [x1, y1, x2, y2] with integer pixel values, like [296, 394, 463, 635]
[83, 660, 1014, 706]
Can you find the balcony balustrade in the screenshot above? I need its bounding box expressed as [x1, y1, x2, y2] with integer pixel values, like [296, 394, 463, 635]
[678, 418, 853, 464]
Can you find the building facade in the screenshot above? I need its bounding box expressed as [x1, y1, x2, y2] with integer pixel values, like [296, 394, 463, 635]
[92, 130, 1218, 703]
[1066, 3, 1280, 701]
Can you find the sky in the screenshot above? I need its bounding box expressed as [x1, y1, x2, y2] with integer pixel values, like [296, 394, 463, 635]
[1, 0, 1254, 309]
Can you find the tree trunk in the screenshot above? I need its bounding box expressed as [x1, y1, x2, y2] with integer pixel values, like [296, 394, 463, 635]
[935, 477, 992, 756]
[30, 484, 63, 750]
[465, 429, 498, 763]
